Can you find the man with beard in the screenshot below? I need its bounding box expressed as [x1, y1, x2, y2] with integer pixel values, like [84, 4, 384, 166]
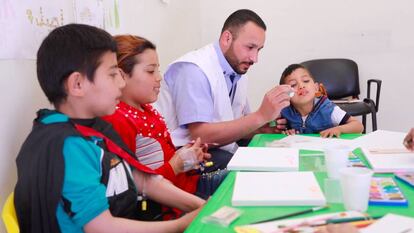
[157, 9, 291, 167]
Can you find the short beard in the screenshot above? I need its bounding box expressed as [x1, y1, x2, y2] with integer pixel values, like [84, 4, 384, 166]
[224, 43, 252, 75]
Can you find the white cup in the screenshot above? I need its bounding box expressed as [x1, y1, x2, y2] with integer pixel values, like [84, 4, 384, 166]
[324, 146, 350, 179]
[339, 167, 373, 212]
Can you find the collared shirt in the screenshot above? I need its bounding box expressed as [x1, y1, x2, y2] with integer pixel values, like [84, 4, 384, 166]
[164, 41, 242, 127]
[213, 42, 242, 93]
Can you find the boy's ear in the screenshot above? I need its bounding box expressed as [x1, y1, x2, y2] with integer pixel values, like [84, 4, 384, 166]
[65, 72, 88, 97]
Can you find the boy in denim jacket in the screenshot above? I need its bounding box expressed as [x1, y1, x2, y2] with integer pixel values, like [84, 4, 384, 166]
[279, 64, 363, 137]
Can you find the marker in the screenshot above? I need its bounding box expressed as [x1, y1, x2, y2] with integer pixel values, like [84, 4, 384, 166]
[199, 161, 214, 171]
[189, 141, 219, 147]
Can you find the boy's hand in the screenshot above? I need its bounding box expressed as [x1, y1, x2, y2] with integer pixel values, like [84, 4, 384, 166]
[320, 127, 342, 138]
[282, 129, 298, 135]
[404, 128, 414, 151]
[260, 118, 288, 133]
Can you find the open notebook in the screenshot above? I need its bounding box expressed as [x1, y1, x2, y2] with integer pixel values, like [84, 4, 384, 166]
[232, 171, 326, 206]
[354, 130, 414, 173]
[362, 148, 414, 173]
[227, 147, 299, 172]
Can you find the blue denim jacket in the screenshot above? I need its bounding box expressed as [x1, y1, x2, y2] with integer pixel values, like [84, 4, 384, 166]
[281, 96, 335, 134]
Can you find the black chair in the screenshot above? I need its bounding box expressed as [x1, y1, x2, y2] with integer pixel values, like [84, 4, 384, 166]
[301, 59, 381, 133]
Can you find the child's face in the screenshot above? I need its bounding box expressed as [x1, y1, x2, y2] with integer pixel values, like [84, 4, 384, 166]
[84, 51, 125, 117]
[284, 68, 319, 106]
[122, 49, 161, 106]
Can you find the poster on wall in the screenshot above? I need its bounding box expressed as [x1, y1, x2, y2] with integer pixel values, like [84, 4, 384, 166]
[102, 0, 120, 33]
[73, 0, 104, 29]
[74, 0, 120, 33]
[0, 0, 73, 60]
[0, 0, 120, 60]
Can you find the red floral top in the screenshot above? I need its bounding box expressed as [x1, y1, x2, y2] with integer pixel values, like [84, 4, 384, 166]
[103, 101, 199, 194]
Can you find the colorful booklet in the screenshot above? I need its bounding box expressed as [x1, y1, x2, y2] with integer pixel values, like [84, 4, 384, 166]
[395, 172, 414, 188]
[369, 177, 408, 206]
[348, 152, 366, 168]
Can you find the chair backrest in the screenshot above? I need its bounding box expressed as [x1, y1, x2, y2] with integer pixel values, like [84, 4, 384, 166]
[2, 193, 19, 233]
[301, 59, 360, 99]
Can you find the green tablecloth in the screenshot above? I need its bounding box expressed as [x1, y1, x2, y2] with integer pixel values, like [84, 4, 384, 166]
[185, 134, 414, 233]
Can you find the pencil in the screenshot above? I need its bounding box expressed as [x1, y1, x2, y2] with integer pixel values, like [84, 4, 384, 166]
[249, 205, 328, 224]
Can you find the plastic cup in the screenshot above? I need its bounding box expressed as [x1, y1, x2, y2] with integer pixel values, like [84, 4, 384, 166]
[339, 167, 373, 212]
[324, 146, 350, 179]
[324, 178, 343, 203]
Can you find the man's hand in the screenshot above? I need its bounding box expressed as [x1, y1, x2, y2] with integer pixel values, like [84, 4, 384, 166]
[256, 85, 291, 123]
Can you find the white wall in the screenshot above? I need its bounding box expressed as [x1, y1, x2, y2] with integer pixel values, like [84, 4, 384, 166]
[0, 61, 49, 232]
[200, 0, 414, 132]
[1, 0, 414, 231]
[113, 0, 201, 70]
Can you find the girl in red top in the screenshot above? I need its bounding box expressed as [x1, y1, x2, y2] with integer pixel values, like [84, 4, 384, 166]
[104, 35, 226, 199]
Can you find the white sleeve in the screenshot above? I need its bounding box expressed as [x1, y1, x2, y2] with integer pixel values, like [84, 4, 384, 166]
[331, 106, 347, 126]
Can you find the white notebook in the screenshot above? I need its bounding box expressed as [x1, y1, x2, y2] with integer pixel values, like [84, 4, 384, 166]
[360, 213, 414, 233]
[232, 171, 326, 206]
[227, 147, 299, 172]
[352, 130, 408, 150]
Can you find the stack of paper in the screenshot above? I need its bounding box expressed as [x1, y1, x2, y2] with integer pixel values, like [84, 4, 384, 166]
[267, 135, 354, 151]
[232, 171, 326, 206]
[227, 147, 299, 172]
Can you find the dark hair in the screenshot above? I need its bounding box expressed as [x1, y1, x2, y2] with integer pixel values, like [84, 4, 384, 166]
[113, 35, 156, 75]
[36, 23, 117, 107]
[280, 64, 314, 84]
[221, 9, 266, 38]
